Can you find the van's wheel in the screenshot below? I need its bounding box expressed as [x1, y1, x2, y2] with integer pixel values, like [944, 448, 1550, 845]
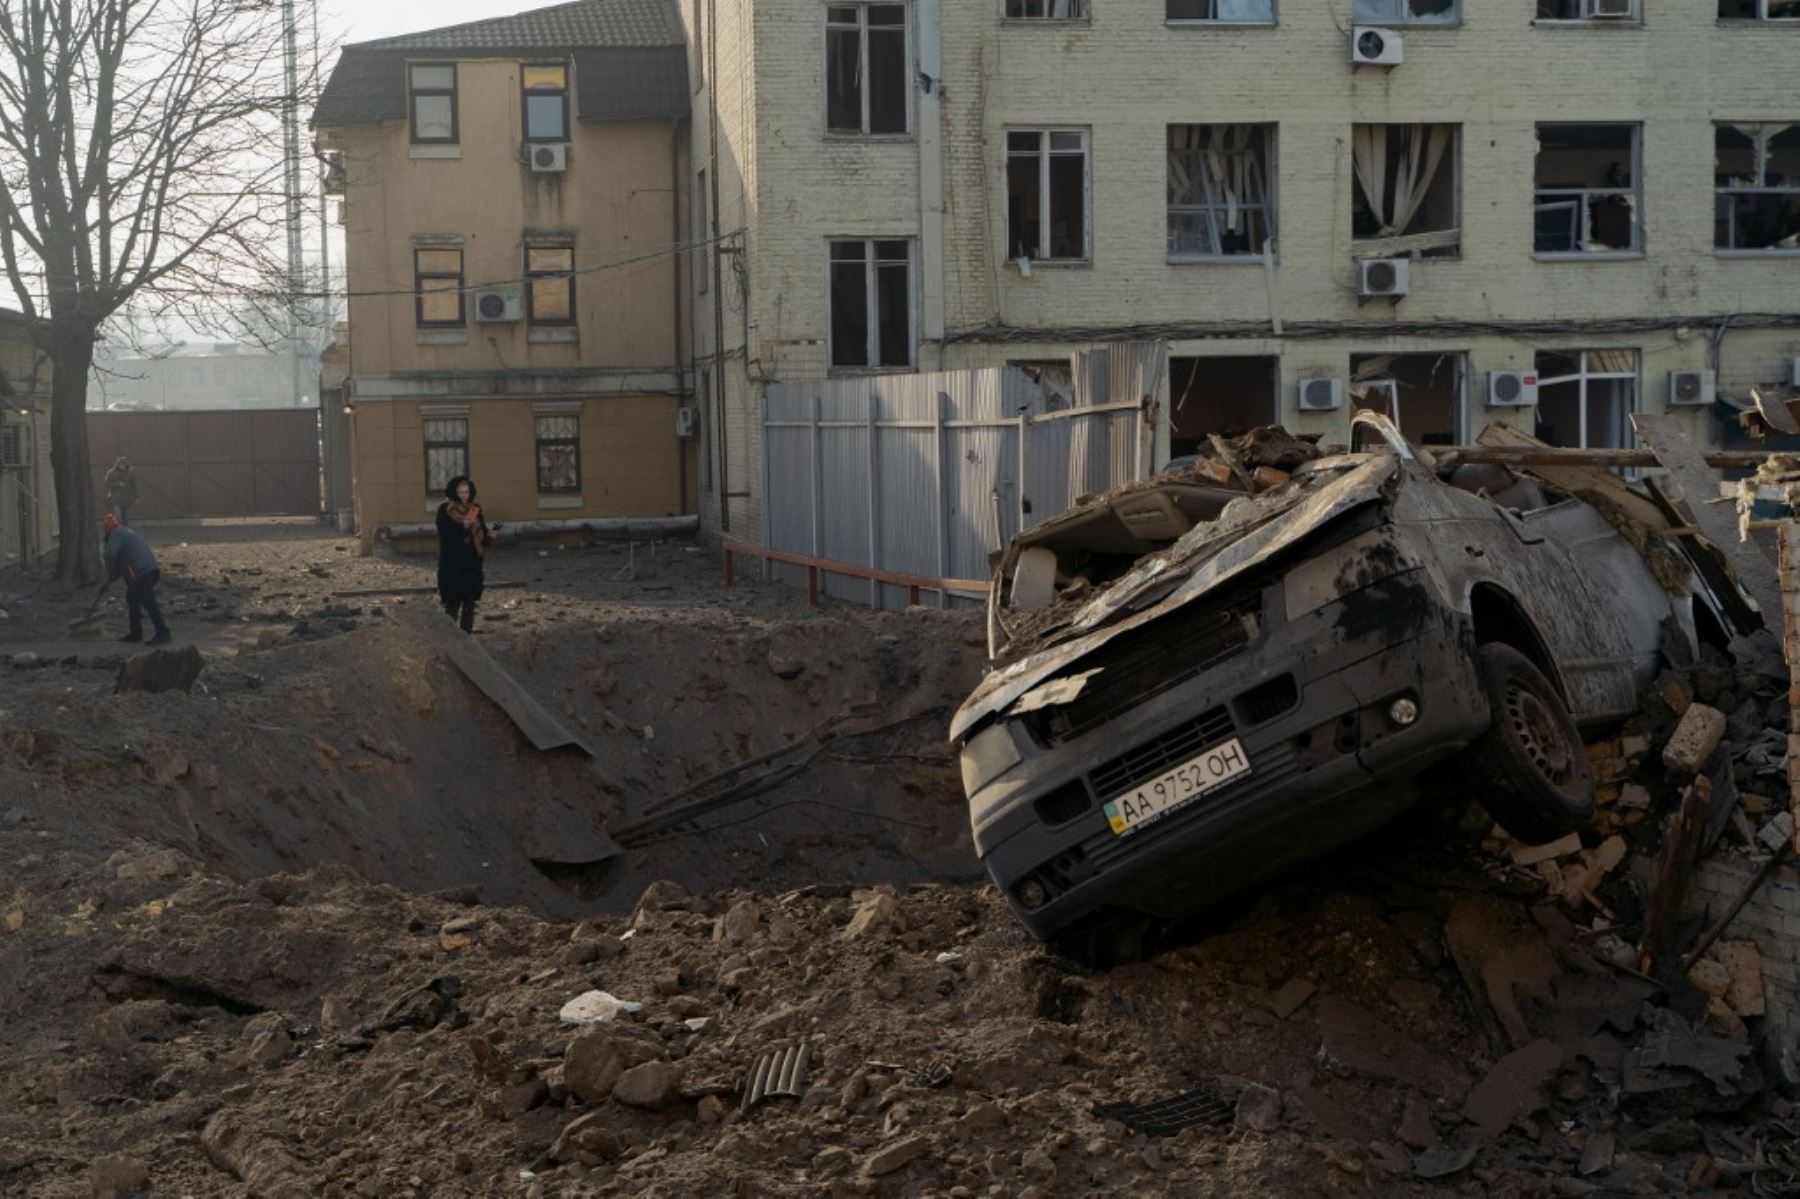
[1466, 642, 1594, 845]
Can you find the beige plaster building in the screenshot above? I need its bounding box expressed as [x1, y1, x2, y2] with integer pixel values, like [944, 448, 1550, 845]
[0, 309, 54, 574]
[686, 0, 1800, 542]
[314, 0, 696, 550]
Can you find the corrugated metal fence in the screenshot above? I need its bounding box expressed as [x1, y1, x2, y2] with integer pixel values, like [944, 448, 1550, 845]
[89, 408, 322, 519]
[762, 344, 1166, 608]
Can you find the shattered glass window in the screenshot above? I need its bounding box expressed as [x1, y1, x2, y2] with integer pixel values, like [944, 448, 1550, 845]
[1168, 124, 1275, 258]
[1353, 0, 1458, 23]
[1167, 0, 1275, 20]
[1534, 124, 1642, 254]
[1715, 123, 1800, 252]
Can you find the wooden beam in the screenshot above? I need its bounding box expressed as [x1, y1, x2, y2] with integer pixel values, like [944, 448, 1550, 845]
[1433, 446, 1774, 471]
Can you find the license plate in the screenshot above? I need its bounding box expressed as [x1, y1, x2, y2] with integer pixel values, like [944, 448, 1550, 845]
[1103, 738, 1252, 836]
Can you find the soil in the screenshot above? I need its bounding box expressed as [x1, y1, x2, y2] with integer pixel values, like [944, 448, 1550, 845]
[0, 519, 1793, 1197]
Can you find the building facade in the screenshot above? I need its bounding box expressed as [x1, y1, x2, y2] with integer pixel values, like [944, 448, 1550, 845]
[686, 0, 1800, 542]
[0, 309, 54, 574]
[314, 0, 695, 550]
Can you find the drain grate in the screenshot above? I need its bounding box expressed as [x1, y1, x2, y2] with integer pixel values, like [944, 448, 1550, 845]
[741, 1040, 812, 1112]
[1093, 1086, 1233, 1137]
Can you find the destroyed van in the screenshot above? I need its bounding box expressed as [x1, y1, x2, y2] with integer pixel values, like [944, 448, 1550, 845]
[952, 412, 1743, 958]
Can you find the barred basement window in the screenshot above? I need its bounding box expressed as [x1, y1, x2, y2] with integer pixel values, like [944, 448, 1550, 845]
[424, 418, 468, 494]
[535, 415, 581, 493]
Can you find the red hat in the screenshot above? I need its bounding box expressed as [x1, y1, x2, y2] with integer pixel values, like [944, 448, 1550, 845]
[102, 513, 119, 533]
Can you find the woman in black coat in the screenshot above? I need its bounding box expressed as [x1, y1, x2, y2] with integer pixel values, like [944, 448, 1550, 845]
[436, 475, 493, 632]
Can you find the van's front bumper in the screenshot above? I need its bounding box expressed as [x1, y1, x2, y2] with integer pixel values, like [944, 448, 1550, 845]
[965, 569, 1489, 942]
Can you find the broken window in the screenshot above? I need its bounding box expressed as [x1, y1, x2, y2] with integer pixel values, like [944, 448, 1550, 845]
[1719, 1, 1800, 19]
[829, 239, 913, 369]
[525, 244, 575, 325]
[1169, 357, 1278, 457]
[1535, 350, 1637, 450]
[1715, 123, 1800, 252]
[826, 4, 908, 137]
[1007, 0, 1089, 17]
[1534, 124, 1642, 254]
[534, 413, 582, 494]
[521, 64, 568, 142]
[1351, 124, 1459, 257]
[423, 418, 468, 494]
[1353, 0, 1458, 24]
[413, 248, 464, 328]
[1007, 129, 1090, 262]
[408, 64, 457, 144]
[1166, 0, 1276, 21]
[1350, 353, 1464, 447]
[1168, 124, 1275, 259]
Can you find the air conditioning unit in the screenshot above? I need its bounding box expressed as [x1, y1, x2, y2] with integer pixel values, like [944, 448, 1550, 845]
[474, 290, 523, 322]
[1351, 26, 1403, 67]
[1790, 356, 1800, 388]
[1488, 370, 1539, 408]
[675, 407, 697, 438]
[1668, 370, 1716, 407]
[1297, 378, 1344, 412]
[1357, 257, 1410, 300]
[1584, 0, 1637, 18]
[529, 143, 569, 173]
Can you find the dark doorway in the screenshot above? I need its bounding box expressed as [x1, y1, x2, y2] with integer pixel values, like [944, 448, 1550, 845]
[1168, 356, 1279, 457]
[1349, 352, 1465, 448]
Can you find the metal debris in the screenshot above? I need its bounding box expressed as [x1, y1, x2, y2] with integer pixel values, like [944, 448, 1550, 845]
[1093, 1085, 1233, 1137]
[905, 1061, 953, 1089]
[741, 1040, 812, 1112]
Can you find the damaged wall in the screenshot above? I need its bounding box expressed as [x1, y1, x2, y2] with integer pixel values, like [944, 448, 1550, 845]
[1687, 858, 1800, 1037]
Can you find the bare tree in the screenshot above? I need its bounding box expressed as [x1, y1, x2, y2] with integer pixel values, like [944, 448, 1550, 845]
[0, 0, 316, 581]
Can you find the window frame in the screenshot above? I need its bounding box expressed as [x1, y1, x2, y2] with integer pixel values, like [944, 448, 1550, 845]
[521, 62, 570, 144]
[1715, 122, 1800, 255]
[1005, 126, 1093, 265]
[826, 236, 917, 372]
[1005, 0, 1091, 20]
[1351, 0, 1461, 25]
[1349, 123, 1463, 258]
[1165, 0, 1277, 24]
[407, 62, 459, 145]
[423, 417, 469, 495]
[1533, 349, 1640, 452]
[1167, 123, 1277, 262]
[1532, 122, 1644, 259]
[823, 3, 912, 139]
[533, 413, 583, 495]
[413, 247, 466, 329]
[1534, 0, 1643, 23]
[1720, 1, 1800, 22]
[0, 422, 26, 469]
[524, 243, 577, 326]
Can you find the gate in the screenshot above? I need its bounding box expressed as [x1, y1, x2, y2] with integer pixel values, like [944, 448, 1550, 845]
[761, 344, 1165, 608]
[88, 408, 322, 519]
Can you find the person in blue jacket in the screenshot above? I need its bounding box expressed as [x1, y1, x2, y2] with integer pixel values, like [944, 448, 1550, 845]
[98, 513, 171, 644]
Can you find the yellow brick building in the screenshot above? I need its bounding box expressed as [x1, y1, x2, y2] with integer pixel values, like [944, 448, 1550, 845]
[313, 0, 697, 551]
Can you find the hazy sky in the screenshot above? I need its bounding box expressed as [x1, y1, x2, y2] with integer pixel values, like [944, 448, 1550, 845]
[332, 0, 530, 45]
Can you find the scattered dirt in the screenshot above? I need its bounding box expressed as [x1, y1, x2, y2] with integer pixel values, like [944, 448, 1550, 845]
[0, 520, 1795, 1197]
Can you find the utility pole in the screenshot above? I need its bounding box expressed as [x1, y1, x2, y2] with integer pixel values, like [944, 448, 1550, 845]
[282, 0, 304, 407]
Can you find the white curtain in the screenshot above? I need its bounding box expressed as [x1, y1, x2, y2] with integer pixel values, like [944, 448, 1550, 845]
[1353, 125, 1452, 237]
[1168, 124, 1260, 233]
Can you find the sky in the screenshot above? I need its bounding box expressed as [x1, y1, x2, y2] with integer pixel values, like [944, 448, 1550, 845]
[332, 0, 530, 45]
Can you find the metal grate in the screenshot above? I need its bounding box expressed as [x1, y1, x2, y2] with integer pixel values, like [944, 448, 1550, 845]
[1035, 593, 1259, 744]
[1094, 1085, 1233, 1136]
[1088, 706, 1235, 799]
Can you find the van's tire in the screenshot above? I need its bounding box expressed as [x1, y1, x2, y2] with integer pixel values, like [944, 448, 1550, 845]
[1466, 642, 1595, 845]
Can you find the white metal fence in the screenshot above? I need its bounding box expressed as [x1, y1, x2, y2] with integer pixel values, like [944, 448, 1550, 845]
[761, 343, 1167, 608]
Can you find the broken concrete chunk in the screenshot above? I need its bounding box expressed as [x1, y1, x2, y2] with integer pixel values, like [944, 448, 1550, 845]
[713, 899, 761, 946]
[1267, 976, 1317, 1021]
[1662, 704, 1726, 774]
[1685, 958, 1731, 999]
[842, 891, 900, 940]
[1461, 1039, 1562, 1139]
[612, 1060, 683, 1110]
[115, 645, 204, 695]
[860, 1133, 931, 1178]
[1413, 1143, 1478, 1181]
[558, 990, 641, 1026]
[1510, 833, 1583, 868]
[1233, 1083, 1282, 1131]
[563, 1033, 625, 1103]
[1577, 1130, 1615, 1177]
[1617, 783, 1652, 811]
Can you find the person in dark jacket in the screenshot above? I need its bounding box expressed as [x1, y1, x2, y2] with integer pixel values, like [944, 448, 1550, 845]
[435, 476, 495, 632]
[98, 513, 170, 644]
